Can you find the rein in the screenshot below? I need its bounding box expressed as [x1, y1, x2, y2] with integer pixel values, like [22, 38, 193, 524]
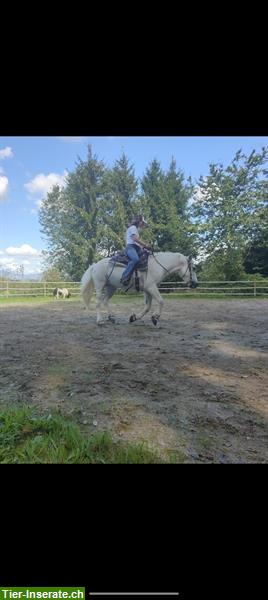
[152, 252, 171, 274]
[152, 252, 193, 283]
[181, 260, 193, 284]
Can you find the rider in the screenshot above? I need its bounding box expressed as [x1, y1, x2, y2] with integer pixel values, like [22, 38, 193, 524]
[120, 215, 151, 286]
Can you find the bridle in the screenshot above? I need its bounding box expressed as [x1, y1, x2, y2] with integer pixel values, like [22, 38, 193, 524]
[181, 257, 194, 286]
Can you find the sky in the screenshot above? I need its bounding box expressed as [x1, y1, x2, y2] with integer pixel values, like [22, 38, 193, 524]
[1, 135, 268, 277]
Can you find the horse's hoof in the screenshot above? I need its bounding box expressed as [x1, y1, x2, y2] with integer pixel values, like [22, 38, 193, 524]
[129, 314, 137, 323]
[108, 316, 116, 324]
[152, 316, 158, 326]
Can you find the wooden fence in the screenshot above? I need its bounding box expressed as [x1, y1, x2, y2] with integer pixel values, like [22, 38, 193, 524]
[1, 280, 268, 298]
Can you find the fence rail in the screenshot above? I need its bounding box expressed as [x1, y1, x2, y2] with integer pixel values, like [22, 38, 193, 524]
[0, 280, 268, 298]
[0, 282, 81, 298]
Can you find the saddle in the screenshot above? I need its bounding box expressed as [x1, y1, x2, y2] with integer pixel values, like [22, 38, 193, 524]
[109, 252, 129, 266]
[109, 248, 149, 271]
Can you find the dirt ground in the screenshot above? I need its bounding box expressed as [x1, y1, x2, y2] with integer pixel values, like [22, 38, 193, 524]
[1, 297, 268, 463]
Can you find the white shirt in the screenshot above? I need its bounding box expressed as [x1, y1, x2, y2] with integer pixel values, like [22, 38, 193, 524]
[126, 225, 141, 246]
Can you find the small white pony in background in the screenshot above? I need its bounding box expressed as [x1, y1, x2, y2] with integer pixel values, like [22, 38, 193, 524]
[53, 287, 71, 299]
[81, 252, 198, 327]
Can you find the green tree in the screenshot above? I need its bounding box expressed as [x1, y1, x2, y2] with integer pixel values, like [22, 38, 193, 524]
[110, 153, 139, 221]
[141, 158, 196, 254]
[165, 156, 190, 218]
[244, 204, 268, 275]
[39, 146, 106, 279]
[192, 148, 268, 279]
[99, 153, 139, 255]
[41, 266, 65, 282]
[39, 184, 67, 274]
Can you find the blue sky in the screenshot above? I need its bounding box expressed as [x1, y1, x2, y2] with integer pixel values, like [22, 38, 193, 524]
[1, 135, 268, 276]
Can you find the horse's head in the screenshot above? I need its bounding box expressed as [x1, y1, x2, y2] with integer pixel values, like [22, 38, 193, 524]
[182, 255, 198, 289]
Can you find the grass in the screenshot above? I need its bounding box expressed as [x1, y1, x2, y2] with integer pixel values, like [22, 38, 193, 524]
[111, 293, 268, 302]
[1, 293, 267, 306]
[0, 295, 81, 304]
[161, 293, 268, 300]
[0, 406, 176, 464]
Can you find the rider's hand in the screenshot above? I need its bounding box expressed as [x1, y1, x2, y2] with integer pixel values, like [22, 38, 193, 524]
[144, 244, 152, 251]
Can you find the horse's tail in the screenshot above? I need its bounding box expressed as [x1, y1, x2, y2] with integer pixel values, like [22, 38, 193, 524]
[81, 264, 95, 308]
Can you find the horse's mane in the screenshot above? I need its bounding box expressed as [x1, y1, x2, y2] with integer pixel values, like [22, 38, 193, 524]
[152, 251, 185, 257]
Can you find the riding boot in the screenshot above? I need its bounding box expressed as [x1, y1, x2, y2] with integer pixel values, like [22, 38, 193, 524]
[120, 275, 132, 286]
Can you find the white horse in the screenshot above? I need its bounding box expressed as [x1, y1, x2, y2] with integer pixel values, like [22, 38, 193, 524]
[81, 252, 198, 327]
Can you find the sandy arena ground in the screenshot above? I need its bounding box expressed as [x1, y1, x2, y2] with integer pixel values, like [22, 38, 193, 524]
[0, 297, 267, 462]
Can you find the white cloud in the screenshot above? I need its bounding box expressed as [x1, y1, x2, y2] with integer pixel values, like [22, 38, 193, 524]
[0, 257, 43, 275]
[0, 146, 13, 160]
[0, 175, 9, 201]
[5, 244, 42, 257]
[0, 257, 18, 266]
[20, 259, 31, 266]
[0, 245, 44, 276]
[30, 199, 44, 215]
[25, 170, 68, 199]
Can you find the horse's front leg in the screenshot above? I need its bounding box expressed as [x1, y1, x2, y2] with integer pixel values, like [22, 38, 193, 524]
[148, 285, 164, 327]
[129, 292, 152, 323]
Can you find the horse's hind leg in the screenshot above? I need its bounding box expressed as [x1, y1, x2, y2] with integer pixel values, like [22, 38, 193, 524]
[95, 288, 105, 325]
[103, 285, 117, 323]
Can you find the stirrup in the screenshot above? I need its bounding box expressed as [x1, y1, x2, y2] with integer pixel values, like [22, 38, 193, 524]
[121, 278, 130, 286]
